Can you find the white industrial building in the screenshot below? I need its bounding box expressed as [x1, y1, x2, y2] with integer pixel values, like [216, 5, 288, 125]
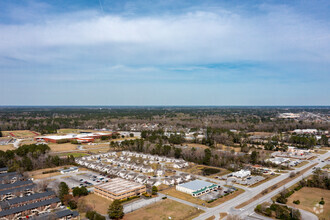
[60, 167, 79, 174]
[176, 180, 220, 197]
[232, 169, 251, 178]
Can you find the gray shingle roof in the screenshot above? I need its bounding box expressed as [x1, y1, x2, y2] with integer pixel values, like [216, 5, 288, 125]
[0, 184, 35, 195]
[0, 180, 34, 191]
[55, 209, 79, 218]
[0, 168, 8, 172]
[0, 172, 18, 178]
[1, 191, 55, 209]
[0, 197, 60, 217]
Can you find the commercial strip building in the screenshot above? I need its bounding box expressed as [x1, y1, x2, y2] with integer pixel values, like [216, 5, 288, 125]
[35, 132, 113, 143]
[176, 180, 220, 197]
[94, 178, 146, 200]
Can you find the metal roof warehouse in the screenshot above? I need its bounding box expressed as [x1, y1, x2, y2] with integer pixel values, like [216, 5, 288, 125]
[176, 180, 220, 197]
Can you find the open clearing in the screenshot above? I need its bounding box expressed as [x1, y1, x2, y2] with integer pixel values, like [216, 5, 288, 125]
[48, 143, 78, 152]
[216, 144, 241, 152]
[2, 130, 39, 138]
[182, 164, 230, 177]
[57, 152, 89, 158]
[79, 193, 112, 215]
[287, 187, 330, 220]
[28, 166, 69, 179]
[0, 145, 15, 151]
[124, 199, 204, 220]
[184, 143, 210, 149]
[162, 187, 244, 208]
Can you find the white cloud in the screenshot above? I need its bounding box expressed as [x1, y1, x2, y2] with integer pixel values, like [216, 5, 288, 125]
[0, 5, 329, 67]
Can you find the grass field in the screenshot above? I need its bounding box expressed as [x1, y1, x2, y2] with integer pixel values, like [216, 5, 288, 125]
[162, 187, 244, 208]
[323, 164, 330, 169]
[124, 199, 204, 220]
[0, 145, 15, 151]
[28, 166, 68, 179]
[184, 143, 210, 149]
[48, 143, 78, 152]
[315, 150, 328, 154]
[79, 193, 112, 215]
[2, 130, 39, 138]
[182, 165, 230, 177]
[216, 144, 241, 152]
[57, 152, 89, 158]
[287, 187, 330, 220]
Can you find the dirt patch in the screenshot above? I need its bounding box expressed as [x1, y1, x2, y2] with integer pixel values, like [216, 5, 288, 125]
[0, 145, 15, 151]
[124, 199, 204, 220]
[219, 212, 228, 219]
[79, 193, 112, 215]
[48, 143, 78, 152]
[287, 187, 330, 220]
[184, 143, 210, 149]
[28, 166, 68, 179]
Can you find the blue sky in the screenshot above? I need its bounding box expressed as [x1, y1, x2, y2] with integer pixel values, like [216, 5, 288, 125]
[0, 0, 329, 105]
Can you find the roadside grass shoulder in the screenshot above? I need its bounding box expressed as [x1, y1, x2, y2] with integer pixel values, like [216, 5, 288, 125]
[236, 163, 317, 209]
[123, 199, 204, 220]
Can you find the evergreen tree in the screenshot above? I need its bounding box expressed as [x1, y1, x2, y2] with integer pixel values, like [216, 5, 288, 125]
[152, 186, 158, 195]
[108, 200, 124, 219]
[58, 182, 69, 202]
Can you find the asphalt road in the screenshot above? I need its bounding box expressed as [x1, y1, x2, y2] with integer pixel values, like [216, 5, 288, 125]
[193, 151, 330, 220]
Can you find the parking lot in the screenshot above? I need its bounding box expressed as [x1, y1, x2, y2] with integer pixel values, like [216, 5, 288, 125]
[199, 186, 235, 201]
[227, 175, 265, 186]
[38, 170, 110, 191]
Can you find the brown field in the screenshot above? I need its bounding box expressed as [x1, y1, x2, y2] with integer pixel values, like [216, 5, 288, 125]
[184, 143, 210, 149]
[48, 143, 78, 152]
[79, 193, 112, 215]
[0, 145, 15, 151]
[216, 144, 241, 152]
[162, 187, 244, 208]
[315, 150, 328, 155]
[124, 199, 204, 220]
[287, 187, 330, 220]
[219, 213, 228, 219]
[83, 143, 110, 149]
[2, 130, 39, 138]
[236, 163, 317, 209]
[28, 166, 69, 179]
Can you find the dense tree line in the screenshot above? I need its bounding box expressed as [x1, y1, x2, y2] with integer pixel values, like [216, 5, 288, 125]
[0, 144, 75, 171]
[0, 107, 328, 134]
